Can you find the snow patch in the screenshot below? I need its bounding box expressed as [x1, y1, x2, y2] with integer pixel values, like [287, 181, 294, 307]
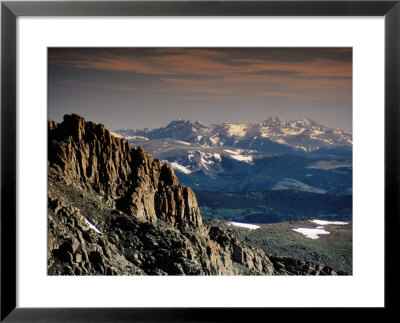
[230, 221, 260, 230]
[230, 154, 253, 162]
[170, 162, 192, 174]
[124, 135, 149, 141]
[295, 146, 309, 152]
[209, 136, 219, 145]
[292, 219, 348, 239]
[227, 124, 247, 137]
[292, 227, 330, 239]
[213, 153, 221, 161]
[84, 218, 102, 234]
[223, 149, 253, 163]
[275, 138, 287, 145]
[310, 220, 349, 226]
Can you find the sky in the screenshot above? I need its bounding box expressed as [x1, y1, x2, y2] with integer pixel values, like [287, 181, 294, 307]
[48, 48, 352, 131]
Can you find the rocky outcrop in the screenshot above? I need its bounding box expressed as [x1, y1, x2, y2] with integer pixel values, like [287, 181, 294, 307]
[48, 114, 202, 228]
[48, 114, 346, 276]
[47, 180, 276, 275]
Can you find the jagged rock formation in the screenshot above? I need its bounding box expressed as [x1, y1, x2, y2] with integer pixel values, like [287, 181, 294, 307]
[48, 114, 345, 276]
[49, 114, 202, 228]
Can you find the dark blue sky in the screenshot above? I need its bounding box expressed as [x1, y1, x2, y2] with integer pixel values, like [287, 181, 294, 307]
[48, 48, 352, 131]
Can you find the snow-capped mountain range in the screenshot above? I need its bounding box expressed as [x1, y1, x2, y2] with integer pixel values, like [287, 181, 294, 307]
[114, 118, 352, 195]
[116, 117, 352, 154]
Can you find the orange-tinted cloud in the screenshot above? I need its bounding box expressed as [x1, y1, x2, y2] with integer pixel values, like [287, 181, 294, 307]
[59, 80, 137, 92]
[49, 48, 351, 102]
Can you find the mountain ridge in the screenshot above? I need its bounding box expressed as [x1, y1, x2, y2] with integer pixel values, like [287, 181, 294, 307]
[113, 117, 352, 195]
[115, 117, 352, 153]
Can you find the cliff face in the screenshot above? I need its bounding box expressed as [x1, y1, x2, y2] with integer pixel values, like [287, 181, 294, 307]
[48, 114, 202, 228]
[48, 114, 344, 276]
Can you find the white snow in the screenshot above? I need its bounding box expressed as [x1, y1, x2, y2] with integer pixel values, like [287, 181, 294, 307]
[230, 221, 260, 230]
[200, 157, 210, 169]
[170, 162, 192, 174]
[227, 124, 247, 137]
[320, 138, 334, 145]
[311, 130, 324, 136]
[185, 150, 221, 170]
[295, 146, 309, 152]
[209, 136, 219, 145]
[230, 154, 253, 162]
[84, 218, 102, 234]
[124, 135, 149, 141]
[275, 138, 287, 145]
[200, 152, 214, 164]
[223, 149, 253, 163]
[195, 151, 216, 170]
[213, 153, 221, 161]
[292, 219, 348, 239]
[310, 220, 349, 226]
[292, 227, 330, 239]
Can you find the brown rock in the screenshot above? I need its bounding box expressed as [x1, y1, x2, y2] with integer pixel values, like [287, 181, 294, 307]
[48, 115, 201, 228]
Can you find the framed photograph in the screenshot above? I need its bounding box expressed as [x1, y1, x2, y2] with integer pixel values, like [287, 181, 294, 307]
[1, 0, 399, 321]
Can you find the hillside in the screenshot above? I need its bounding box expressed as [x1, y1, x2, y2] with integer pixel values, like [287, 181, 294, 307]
[205, 219, 352, 274]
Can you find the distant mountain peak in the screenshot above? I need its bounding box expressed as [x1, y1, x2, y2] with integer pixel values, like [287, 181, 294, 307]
[264, 116, 286, 124]
[166, 119, 208, 127]
[263, 117, 320, 127]
[293, 118, 317, 126]
[167, 119, 192, 126]
[194, 120, 208, 127]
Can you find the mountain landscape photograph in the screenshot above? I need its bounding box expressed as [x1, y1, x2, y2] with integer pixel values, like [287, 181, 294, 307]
[48, 47, 352, 275]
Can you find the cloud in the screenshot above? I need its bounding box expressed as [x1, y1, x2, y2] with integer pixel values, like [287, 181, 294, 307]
[49, 48, 351, 77]
[58, 80, 137, 92]
[49, 48, 352, 102]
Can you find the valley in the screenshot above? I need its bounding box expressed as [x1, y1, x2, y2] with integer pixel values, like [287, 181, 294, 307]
[196, 190, 352, 223]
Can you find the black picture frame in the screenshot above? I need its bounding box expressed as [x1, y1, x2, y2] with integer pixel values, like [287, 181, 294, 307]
[1, 1, 399, 321]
